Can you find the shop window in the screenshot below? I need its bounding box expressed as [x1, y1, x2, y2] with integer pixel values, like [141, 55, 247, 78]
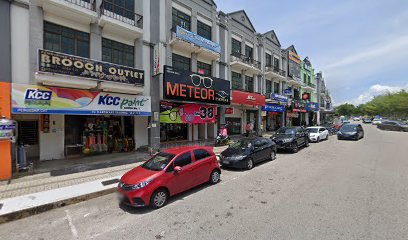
[102, 38, 134, 67]
[44, 22, 90, 58]
[197, 61, 212, 76]
[172, 8, 191, 30]
[231, 71, 242, 90]
[303, 73, 307, 83]
[18, 121, 38, 145]
[245, 76, 254, 92]
[197, 20, 211, 40]
[225, 117, 241, 135]
[172, 54, 191, 72]
[308, 75, 311, 84]
[273, 82, 280, 94]
[231, 38, 241, 57]
[245, 45, 253, 59]
[194, 149, 211, 161]
[265, 53, 272, 67]
[174, 152, 192, 167]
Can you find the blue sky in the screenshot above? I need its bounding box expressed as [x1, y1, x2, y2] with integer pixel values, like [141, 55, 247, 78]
[215, 0, 408, 105]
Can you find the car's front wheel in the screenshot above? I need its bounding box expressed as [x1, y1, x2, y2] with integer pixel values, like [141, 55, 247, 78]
[209, 170, 221, 184]
[150, 188, 168, 209]
[246, 158, 254, 170]
[292, 142, 298, 153]
[270, 150, 276, 160]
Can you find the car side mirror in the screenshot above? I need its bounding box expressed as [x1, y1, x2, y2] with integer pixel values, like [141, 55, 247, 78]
[174, 166, 182, 174]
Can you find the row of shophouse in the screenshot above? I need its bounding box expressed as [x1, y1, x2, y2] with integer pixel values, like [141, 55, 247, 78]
[0, 0, 333, 179]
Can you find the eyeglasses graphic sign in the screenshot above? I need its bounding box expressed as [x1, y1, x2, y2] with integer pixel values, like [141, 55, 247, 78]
[160, 101, 217, 124]
[163, 66, 230, 105]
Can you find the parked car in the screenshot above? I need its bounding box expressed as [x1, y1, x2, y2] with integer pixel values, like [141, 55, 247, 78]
[377, 120, 408, 132]
[353, 117, 361, 121]
[337, 124, 364, 140]
[306, 127, 329, 142]
[219, 137, 276, 170]
[362, 118, 372, 124]
[271, 127, 309, 153]
[322, 123, 338, 135]
[372, 118, 382, 125]
[118, 146, 221, 209]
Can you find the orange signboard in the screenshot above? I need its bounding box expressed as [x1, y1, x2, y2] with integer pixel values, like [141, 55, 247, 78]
[0, 82, 12, 180]
[289, 51, 301, 64]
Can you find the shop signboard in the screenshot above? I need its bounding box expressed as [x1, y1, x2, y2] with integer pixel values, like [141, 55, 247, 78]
[271, 93, 288, 103]
[262, 103, 285, 113]
[160, 101, 216, 124]
[284, 88, 292, 95]
[12, 84, 151, 116]
[163, 66, 230, 105]
[292, 100, 307, 113]
[225, 107, 234, 114]
[38, 49, 144, 85]
[232, 90, 265, 107]
[176, 26, 221, 53]
[306, 102, 320, 112]
[302, 93, 310, 101]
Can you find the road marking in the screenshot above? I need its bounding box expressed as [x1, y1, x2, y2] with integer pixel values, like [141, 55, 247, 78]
[65, 210, 78, 239]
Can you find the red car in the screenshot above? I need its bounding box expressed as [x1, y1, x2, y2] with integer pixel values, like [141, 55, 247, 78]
[118, 146, 221, 209]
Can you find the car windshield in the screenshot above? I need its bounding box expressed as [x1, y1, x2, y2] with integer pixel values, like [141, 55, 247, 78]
[341, 125, 357, 132]
[307, 128, 318, 133]
[230, 139, 253, 149]
[141, 152, 175, 171]
[276, 128, 296, 135]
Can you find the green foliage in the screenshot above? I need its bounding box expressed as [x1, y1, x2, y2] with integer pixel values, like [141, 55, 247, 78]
[336, 91, 408, 119]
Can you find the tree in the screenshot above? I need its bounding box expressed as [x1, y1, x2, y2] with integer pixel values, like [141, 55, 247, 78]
[335, 103, 357, 116]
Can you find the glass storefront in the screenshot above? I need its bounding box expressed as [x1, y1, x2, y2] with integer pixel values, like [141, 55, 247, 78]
[225, 117, 241, 135]
[160, 123, 188, 142]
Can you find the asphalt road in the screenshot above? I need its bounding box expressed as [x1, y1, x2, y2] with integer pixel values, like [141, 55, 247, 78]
[1, 124, 408, 240]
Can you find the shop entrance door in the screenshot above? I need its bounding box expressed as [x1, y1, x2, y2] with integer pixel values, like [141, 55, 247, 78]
[17, 121, 39, 161]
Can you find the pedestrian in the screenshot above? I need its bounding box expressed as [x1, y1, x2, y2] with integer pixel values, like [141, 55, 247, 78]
[245, 122, 251, 137]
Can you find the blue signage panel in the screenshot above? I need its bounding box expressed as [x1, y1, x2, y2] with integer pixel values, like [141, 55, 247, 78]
[284, 88, 292, 95]
[271, 93, 288, 103]
[306, 102, 320, 112]
[176, 26, 221, 53]
[262, 103, 285, 113]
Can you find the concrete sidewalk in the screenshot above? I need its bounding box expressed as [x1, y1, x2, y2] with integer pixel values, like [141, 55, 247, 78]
[0, 145, 230, 223]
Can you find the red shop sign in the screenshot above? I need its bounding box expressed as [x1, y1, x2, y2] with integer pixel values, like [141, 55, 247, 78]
[225, 107, 234, 114]
[293, 108, 307, 113]
[232, 90, 265, 106]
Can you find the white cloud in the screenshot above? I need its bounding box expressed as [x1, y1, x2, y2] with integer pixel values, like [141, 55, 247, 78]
[346, 83, 408, 105]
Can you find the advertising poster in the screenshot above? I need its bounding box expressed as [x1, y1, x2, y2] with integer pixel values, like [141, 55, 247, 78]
[160, 101, 217, 124]
[12, 84, 151, 116]
[163, 66, 230, 105]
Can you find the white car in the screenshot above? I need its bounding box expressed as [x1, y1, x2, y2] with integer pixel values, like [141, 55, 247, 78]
[306, 127, 329, 142]
[353, 117, 360, 121]
[372, 118, 382, 125]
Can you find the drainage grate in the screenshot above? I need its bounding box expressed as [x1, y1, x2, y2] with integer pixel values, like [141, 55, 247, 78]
[101, 178, 120, 186]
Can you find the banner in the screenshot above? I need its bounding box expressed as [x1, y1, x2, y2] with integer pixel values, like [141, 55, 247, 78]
[163, 66, 230, 105]
[271, 93, 288, 103]
[306, 102, 320, 112]
[232, 90, 265, 106]
[38, 49, 144, 85]
[292, 100, 307, 113]
[262, 103, 285, 113]
[160, 101, 216, 124]
[176, 26, 221, 53]
[12, 84, 151, 116]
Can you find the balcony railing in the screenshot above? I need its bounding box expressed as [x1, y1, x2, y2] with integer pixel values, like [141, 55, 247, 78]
[265, 65, 286, 77]
[304, 82, 316, 88]
[100, 0, 143, 28]
[231, 53, 261, 69]
[64, 0, 96, 10]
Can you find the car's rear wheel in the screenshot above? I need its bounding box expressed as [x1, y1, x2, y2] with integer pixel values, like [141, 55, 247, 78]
[317, 137, 320, 142]
[209, 170, 220, 184]
[150, 189, 168, 209]
[270, 150, 276, 160]
[325, 134, 329, 140]
[292, 142, 298, 153]
[246, 158, 254, 170]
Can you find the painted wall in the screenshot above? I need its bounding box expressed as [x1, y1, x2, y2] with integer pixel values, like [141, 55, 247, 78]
[39, 115, 65, 160]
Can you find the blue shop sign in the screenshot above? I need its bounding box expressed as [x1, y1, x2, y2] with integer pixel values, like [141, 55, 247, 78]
[271, 93, 288, 103]
[262, 103, 285, 113]
[176, 26, 221, 53]
[284, 88, 292, 95]
[306, 102, 320, 112]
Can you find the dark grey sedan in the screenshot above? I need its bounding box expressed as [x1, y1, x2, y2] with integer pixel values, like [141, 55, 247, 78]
[377, 121, 408, 132]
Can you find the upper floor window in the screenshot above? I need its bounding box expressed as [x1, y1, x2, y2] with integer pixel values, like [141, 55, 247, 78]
[245, 76, 254, 92]
[273, 57, 280, 70]
[102, 38, 134, 67]
[303, 73, 307, 83]
[172, 54, 191, 72]
[172, 8, 191, 31]
[197, 21, 211, 40]
[231, 71, 242, 90]
[44, 21, 89, 58]
[265, 80, 272, 95]
[307, 75, 311, 84]
[197, 61, 212, 76]
[232, 38, 241, 57]
[102, 0, 135, 20]
[266, 53, 272, 67]
[273, 82, 280, 94]
[245, 45, 253, 59]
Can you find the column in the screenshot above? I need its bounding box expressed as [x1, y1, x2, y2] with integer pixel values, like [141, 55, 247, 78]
[90, 24, 102, 60]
